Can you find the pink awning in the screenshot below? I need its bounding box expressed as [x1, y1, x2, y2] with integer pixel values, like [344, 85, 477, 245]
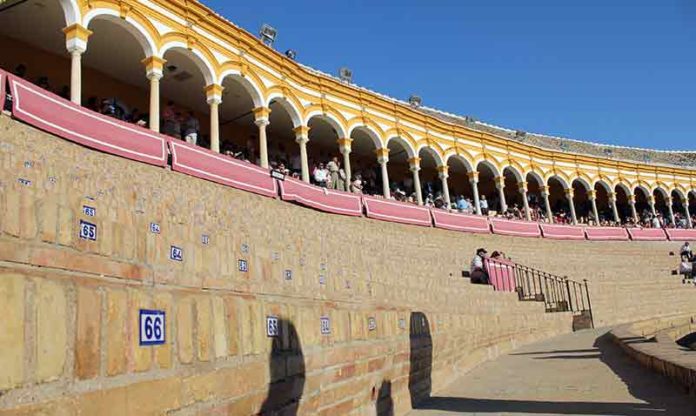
[362, 196, 432, 227]
[484, 258, 517, 292]
[8, 75, 168, 167]
[540, 223, 586, 240]
[431, 210, 490, 233]
[489, 218, 541, 238]
[279, 178, 363, 217]
[169, 141, 277, 198]
[665, 228, 696, 241]
[584, 227, 629, 241]
[627, 228, 667, 241]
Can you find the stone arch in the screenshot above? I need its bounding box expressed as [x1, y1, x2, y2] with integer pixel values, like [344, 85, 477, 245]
[159, 40, 217, 85]
[83, 8, 158, 57]
[475, 159, 501, 178]
[525, 170, 545, 186]
[347, 124, 384, 149]
[502, 165, 524, 183]
[671, 187, 688, 202]
[593, 179, 613, 194]
[615, 182, 632, 196]
[546, 173, 570, 190]
[445, 153, 474, 173]
[266, 95, 302, 128]
[303, 107, 348, 138]
[220, 69, 265, 109]
[653, 186, 669, 199]
[633, 184, 651, 198]
[571, 177, 592, 191]
[416, 145, 444, 167]
[61, 0, 81, 26]
[385, 136, 416, 159]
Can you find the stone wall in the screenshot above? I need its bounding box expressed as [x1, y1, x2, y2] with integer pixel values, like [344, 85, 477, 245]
[0, 115, 693, 415]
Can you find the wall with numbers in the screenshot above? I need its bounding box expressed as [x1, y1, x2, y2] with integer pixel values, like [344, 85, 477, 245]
[0, 115, 694, 415]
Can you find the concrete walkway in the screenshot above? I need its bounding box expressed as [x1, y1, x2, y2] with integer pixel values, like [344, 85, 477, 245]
[410, 329, 695, 416]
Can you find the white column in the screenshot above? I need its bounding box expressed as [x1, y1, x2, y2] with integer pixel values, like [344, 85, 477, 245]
[565, 188, 578, 225]
[495, 176, 507, 213]
[438, 166, 451, 209]
[338, 138, 353, 187]
[205, 84, 224, 153]
[648, 195, 657, 217]
[667, 196, 676, 226]
[588, 190, 599, 224]
[469, 172, 481, 215]
[684, 198, 693, 228]
[294, 126, 310, 183]
[253, 107, 271, 168]
[376, 148, 390, 199]
[629, 195, 638, 223]
[609, 192, 621, 223]
[519, 183, 531, 221]
[147, 73, 161, 132]
[409, 157, 423, 205]
[69, 50, 84, 105]
[541, 186, 553, 223]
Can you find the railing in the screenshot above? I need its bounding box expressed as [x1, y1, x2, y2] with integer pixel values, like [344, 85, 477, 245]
[486, 258, 594, 328]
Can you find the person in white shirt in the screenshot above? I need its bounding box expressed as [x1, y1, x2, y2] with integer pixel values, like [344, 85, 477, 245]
[680, 242, 692, 260]
[313, 163, 328, 187]
[479, 195, 489, 215]
[470, 248, 489, 284]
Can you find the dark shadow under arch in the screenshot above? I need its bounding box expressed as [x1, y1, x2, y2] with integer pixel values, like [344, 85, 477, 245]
[259, 319, 305, 416]
[409, 311, 433, 408]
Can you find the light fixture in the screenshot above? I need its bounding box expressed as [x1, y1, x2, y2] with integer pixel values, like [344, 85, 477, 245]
[285, 49, 297, 60]
[515, 130, 526, 139]
[338, 67, 352, 83]
[259, 24, 277, 47]
[408, 95, 422, 107]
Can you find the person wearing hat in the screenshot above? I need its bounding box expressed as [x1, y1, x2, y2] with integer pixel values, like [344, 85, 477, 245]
[470, 248, 489, 284]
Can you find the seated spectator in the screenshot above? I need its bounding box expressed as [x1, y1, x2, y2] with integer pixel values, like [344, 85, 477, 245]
[313, 162, 328, 187]
[36, 76, 50, 91]
[350, 174, 363, 194]
[182, 111, 200, 145]
[470, 248, 489, 284]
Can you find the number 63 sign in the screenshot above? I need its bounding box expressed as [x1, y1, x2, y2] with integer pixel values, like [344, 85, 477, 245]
[139, 309, 166, 346]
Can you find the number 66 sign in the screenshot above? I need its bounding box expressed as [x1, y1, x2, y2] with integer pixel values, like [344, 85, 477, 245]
[139, 309, 166, 346]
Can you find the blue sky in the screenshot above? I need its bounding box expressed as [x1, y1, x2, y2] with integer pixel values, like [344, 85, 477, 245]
[207, 0, 696, 150]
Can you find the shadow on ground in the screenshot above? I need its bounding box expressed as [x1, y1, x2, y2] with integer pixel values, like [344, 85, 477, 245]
[414, 331, 694, 415]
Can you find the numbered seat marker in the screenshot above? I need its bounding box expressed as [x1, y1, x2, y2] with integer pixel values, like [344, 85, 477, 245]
[266, 316, 279, 337]
[82, 205, 96, 217]
[238, 259, 248, 272]
[170, 246, 183, 262]
[79, 220, 97, 241]
[320, 316, 331, 335]
[139, 309, 166, 346]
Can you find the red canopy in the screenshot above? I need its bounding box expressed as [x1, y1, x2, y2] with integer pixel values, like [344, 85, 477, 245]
[584, 227, 629, 241]
[431, 210, 490, 233]
[627, 228, 667, 241]
[362, 196, 432, 227]
[279, 178, 363, 217]
[489, 218, 541, 238]
[8, 75, 168, 167]
[540, 223, 586, 240]
[169, 140, 277, 198]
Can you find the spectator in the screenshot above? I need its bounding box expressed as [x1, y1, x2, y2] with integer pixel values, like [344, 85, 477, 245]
[470, 248, 489, 284]
[337, 164, 347, 191]
[182, 111, 200, 145]
[480, 195, 489, 215]
[161, 101, 181, 138]
[13, 64, 27, 78]
[313, 162, 328, 187]
[350, 174, 363, 194]
[326, 157, 340, 189]
[36, 76, 50, 90]
[680, 242, 692, 260]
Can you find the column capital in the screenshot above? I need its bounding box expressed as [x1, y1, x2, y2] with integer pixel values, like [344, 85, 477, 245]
[608, 191, 617, 201]
[647, 195, 656, 204]
[587, 190, 597, 200]
[540, 185, 550, 196]
[337, 137, 353, 153]
[564, 188, 574, 198]
[666, 196, 674, 204]
[628, 195, 636, 204]
[375, 147, 390, 163]
[467, 171, 479, 183]
[494, 176, 505, 190]
[437, 165, 449, 179]
[63, 24, 92, 54]
[408, 157, 421, 170]
[293, 125, 310, 142]
[518, 183, 528, 193]
[205, 83, 224, 105]
[142, 56, 166, 79]
[253, 106, 271, 123]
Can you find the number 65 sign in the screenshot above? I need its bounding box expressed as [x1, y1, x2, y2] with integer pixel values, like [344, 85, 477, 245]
[139, 309, 166, 346]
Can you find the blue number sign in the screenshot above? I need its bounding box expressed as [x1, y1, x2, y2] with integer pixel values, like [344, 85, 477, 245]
[83, 205, 96, 217]
[266, 316, 279, 337]
[170, 246, 183, 262]
[79, 220, 97, 241]
[320, 316, 331, 335]
[139, 309, 166, 346]
[150, 222, 161, 234]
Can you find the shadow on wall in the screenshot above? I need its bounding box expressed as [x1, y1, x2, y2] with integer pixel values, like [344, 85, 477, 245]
[259, 319, 305, 416]
[376, 380, 394, 416]
[408, 312, 433, 408]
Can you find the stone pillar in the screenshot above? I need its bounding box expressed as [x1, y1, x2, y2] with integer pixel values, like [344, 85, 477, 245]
[540, 185, 553, 223]
[629, 195, 638, 223]
[142, 56, 166, 132]
[375, 148, 390, 198]
[608, 192, 621, 223]
[683, 197, 693, 228]
[495, 176, 507, 213]
[519, 183, 531, 221]
[565, 188, 578, 225]
[587, 190, 599, 224]
[667, 196, 676, 225]
[337, 138, 353, 186]
[648, 195, 657, 216]
[409, 157, 423, 205]
[205, 84, 224, 153]
[438, 165, 451, 209]
[294, 126, 310, 183]
[469, 171, 481, 215]
[63, 24, 92, 105]
[253, 107, 271, 168]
